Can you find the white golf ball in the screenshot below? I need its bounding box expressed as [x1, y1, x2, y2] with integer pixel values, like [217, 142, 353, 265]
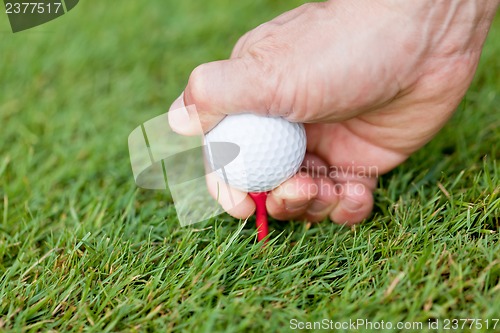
[204, 113, 306, 192]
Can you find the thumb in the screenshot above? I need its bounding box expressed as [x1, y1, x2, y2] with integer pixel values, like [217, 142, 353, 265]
[168, 57, 275, 134]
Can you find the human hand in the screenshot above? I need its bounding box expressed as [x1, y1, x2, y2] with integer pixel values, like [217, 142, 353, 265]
[168, 0, 499, 224]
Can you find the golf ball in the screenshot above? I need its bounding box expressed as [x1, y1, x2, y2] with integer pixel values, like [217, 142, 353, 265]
[204, 113, 306, 192]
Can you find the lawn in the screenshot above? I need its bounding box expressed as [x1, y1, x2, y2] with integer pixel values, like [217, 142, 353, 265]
[0, 1, 499, 332]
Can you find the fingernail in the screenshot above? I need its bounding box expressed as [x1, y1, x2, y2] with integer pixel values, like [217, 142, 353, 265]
[342, 197, 363, 212]
[168, 93, 188, 131]
[168, 93, 202, 135]
[307, 200, 329, 215]
[169, 92, 186, 112]
[284, 200, 309, 213]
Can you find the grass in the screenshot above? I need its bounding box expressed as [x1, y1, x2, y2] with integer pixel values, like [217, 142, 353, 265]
[0, 1, 499, 332]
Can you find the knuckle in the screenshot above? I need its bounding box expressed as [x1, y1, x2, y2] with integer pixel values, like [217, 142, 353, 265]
[232, 21, 279, 58]
[244, 42, 285, 114]
[232, 32, 251, 58]
[246, 44, 277, 78]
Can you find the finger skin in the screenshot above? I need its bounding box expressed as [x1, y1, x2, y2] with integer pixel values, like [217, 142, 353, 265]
[301, 176, 338, 222]
[266, 172, 318, 220]
[167, 93, 205, 136]
[267, 155, 339, 222]
[182, 57, 275, 132]
[267, 153, 376, 224]
[205, 172, 255, 219]
[329, 178, 376, 226]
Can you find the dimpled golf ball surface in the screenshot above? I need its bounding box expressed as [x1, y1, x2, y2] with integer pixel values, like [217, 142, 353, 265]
[205, 113, 306, 192]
